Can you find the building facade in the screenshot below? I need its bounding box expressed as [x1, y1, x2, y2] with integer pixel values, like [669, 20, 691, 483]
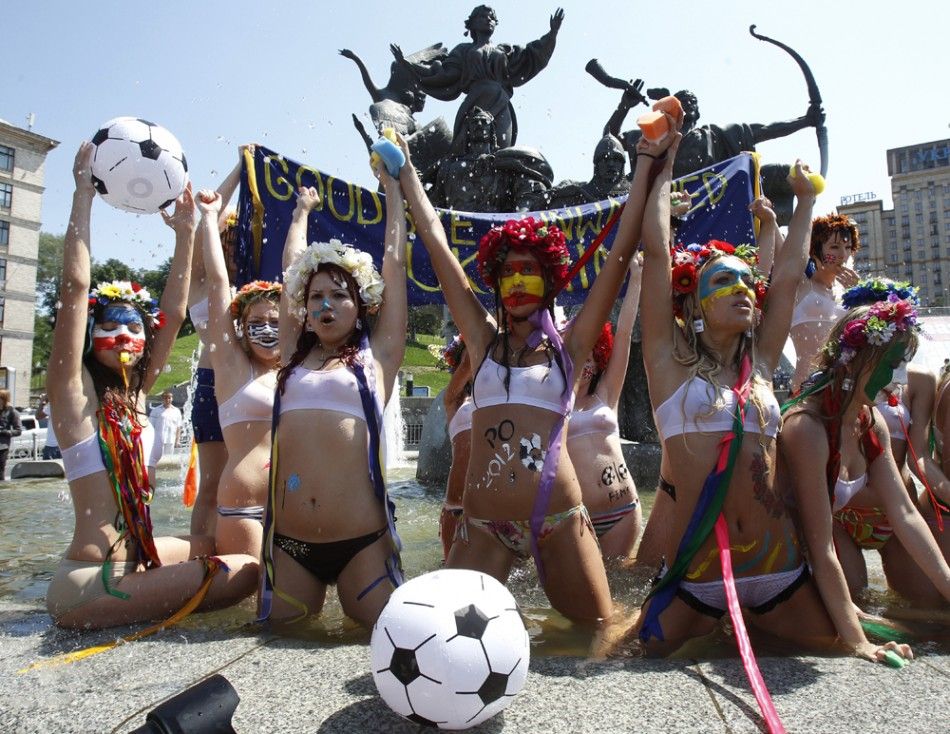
[839, 138, 950, 306]
[0, 120, 58, 407]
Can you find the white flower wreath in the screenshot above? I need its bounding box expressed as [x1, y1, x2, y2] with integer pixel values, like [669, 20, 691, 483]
[282, 239, 385, 321]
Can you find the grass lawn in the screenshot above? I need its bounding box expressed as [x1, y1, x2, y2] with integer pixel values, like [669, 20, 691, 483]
[149, 332, 451, 398]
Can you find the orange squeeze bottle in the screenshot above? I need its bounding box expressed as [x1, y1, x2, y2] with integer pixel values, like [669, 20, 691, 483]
[637, 111, 670, 143]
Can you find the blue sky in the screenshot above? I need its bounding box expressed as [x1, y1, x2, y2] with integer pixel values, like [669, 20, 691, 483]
[4, 0, 948, 267]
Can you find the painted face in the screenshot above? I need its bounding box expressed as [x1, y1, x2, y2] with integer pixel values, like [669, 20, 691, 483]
[307, 271, 358, 337]
[92, 306, 145, 358]
[499, 259, 545, 310]
[698, 259, 755, 314]
[864, 340, 909, 401]
[819, 232, 851, 268]
[246, 321, 279, 349]
[244, 300, 280, 357]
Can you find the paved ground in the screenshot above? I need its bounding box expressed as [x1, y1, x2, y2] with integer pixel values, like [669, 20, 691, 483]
[1, 599, 947, 734]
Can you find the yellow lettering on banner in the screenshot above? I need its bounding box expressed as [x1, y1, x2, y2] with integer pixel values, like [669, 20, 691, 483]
[264, 157, 293, 201]
[406, 240, 444, 293]
[574, 201, 606, 243]
[326, 177, 356, 222]
[450, 216, 475, 246]
[357, 186, 383, 225]
[295, 166, 325, 209]
[702, 172, 727, 207]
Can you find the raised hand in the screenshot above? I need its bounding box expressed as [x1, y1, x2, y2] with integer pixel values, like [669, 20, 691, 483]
[294, 186, 321, 213]
[73, 142, 96, 195]
[749, 196, 777, 226]
[550, 7, 565, 32]
[196, 189, 222, 218]
[836, 265, 860, 288]
[339, 48, 357, 61]
[787, 160, 818, 198]
[160, 182, 196, 234]
[390, 43, 407, 65]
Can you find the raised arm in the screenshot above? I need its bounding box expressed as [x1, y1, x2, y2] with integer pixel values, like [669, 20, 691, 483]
[142, 185, 196, 394]
[750, 103, 822, 145]
[755, 161, 816, 371]
[396, 135, 494, 360]
[869, 419, 950, 602]
[780, 414, 908, 661]
[340, 49, 383, 102]
[48, 144, 97, 406]
[370, 166, 409, 400]
[750, 196, 779, 276]
[196, 190, 245, 370]
[567, 128, 678, 367]
[597, 256, 642, 409]
[279, 187, 321, 362]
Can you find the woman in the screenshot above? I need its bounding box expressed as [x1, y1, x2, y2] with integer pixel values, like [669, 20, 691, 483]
[196, 189, 281, 559]
[627, 151, 863, 658]
[635, 194, 779, 569]
[788, 279, 950, 605]
[0, 389, 22, 479]
[46, 143, 257, 629]
[780, 293, 950, 657]
[260, 159, 407, 627]
[789, 214, 859, 392]
[566, 257, 642, 560]
[185, 146, 248, 536]
[399, 120, 673, 622]
[441, 338, 472, 560]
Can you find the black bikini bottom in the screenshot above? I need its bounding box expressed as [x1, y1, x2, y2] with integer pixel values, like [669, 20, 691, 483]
[273, 527, 387, 585]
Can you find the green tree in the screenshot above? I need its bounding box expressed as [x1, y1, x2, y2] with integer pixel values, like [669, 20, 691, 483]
[36, 232, 65, 314]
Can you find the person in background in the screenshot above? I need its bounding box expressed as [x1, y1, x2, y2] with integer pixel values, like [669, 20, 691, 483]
[149, 390, 183, 458]
[0, 389, 22, 479]
[36, 395, 61, 460]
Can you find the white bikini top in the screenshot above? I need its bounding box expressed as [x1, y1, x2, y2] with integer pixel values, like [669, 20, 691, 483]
[62, 420, 156, 482]
[218, 370, 276, 428]
[567, 396, 619, 442]
[188, 297, 210, 329]
[790, 282, 845, 329]
[832, 472, 868, 512]
[448, 399, 474, 441]
[279, 365, 365, 421]
[875, 388, 910, 442]
[473, 356, 572, 415]
[654, 377, 781, 442]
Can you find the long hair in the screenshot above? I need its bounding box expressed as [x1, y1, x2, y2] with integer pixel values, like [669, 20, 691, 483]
[276, 264, 369, 395]
[790, 305, 919, 494]
[671, 251, 769, 448]
[82, 301, 156, 415]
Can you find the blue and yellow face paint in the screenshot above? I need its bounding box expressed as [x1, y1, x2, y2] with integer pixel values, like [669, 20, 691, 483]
[699, 259, 755, 314]
[500, 260, 545, 309]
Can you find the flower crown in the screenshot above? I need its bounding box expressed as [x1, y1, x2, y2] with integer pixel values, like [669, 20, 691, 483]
[592, 322, 614, 372]
[831, 282, 921, 365]
[476, 217, 571, 290]
[283, 239, 384, 321]
[841, 277, 919, 310]
[229, 280, 282, 319]
[669, 240, 766, 318]
[88, 280, 166, 330]
[442, 335, 466, 373]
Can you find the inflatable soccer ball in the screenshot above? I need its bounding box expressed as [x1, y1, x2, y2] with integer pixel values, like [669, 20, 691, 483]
[371, 569, 530, 730]
[89, 117, 188, 213]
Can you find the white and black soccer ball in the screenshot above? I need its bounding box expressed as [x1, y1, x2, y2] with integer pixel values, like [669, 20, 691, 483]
[371, 569, 530, 730]
[89, 117, 188, 214]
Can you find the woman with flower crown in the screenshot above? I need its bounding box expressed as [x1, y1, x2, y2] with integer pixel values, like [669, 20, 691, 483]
[258, 158, 407, 627]
[194, 187, 281, 561]
[45, 144, 258, 629]
[781, 281, 950, 619]
[626, 156, 847, 657]
[396, 117, 677, 621]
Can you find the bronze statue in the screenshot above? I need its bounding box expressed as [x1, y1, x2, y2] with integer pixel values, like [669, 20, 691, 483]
[542, 134, 628, 209]
[431, 107, 504, 212]
[391, 5, 565, 148]
[494, 146, 554, 212]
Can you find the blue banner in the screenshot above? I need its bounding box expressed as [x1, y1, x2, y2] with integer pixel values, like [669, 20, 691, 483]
[236, 146, 760, 304]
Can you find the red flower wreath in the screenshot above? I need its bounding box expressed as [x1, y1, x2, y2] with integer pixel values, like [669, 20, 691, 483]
[476, 216, 571, 290]
[592, 322, 614, 372]
[671, 262, 698, 294]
